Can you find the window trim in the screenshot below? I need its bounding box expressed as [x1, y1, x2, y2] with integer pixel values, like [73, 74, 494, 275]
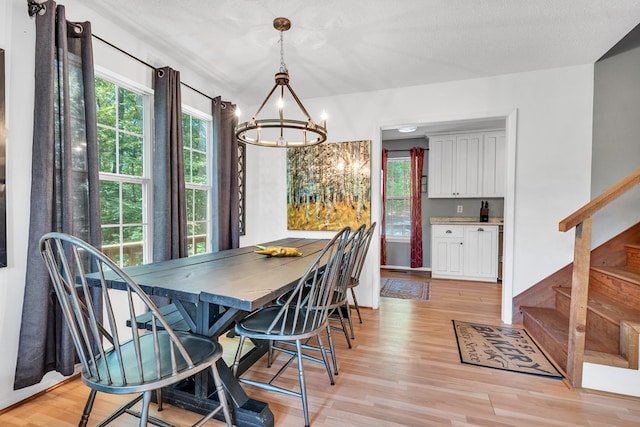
[95, 68, 153, 266]
[385, 156, 412, 239]
[182, 105, 213, 255]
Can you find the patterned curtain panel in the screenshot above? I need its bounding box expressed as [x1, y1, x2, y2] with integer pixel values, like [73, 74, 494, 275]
[15, 2, 101, 389]
[153, 67, 187, 261]
[381, 149, 388, 265]
[410, 147, 425, 268]
[212, 96, 239, 251]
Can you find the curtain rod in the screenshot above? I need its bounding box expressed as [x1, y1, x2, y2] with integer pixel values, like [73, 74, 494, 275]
[92, 33, 215, 102]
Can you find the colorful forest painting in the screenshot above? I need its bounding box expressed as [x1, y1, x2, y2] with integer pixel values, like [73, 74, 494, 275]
[287, 140, 371, 231]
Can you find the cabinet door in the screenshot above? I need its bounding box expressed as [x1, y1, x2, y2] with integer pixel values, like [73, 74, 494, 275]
[432, 238, 464, 276]
[454, 134, 482, 197]
[428, 135, 455, 198]
[463, 225, 498, 280]
[482, 131, 506, 197]
[431, 225, 464, 277]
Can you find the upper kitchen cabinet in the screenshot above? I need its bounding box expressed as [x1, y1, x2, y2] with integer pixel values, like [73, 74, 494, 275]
[481, 131, 506, 197]
[428, 133, 482, 198]
[428, 130, 505, 198]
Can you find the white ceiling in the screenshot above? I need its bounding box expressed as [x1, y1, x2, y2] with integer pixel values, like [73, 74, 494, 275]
[77, 0, 640, 139]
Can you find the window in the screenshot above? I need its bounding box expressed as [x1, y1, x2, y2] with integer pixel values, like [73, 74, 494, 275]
[96, 76, 150, 267]
[182, 110, 211, 256]
[385, 157, 411, 238]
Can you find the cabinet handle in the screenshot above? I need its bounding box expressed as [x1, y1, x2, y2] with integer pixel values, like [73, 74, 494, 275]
[478, 228, 484, 232]
[446, 230, 452, 234]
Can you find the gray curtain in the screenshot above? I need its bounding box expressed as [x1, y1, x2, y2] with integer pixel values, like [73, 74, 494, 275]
[153, 67, 187, 261]
[212, 97, 239, 251]
[15, 1, 101, 389]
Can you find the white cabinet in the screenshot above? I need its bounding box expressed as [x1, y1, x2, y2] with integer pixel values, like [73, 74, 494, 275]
[431, 225, 464, 277]
[463, 225, 498, 280]
[428, 134, 482, 198]
[431, 224, 498, 282]
[428, 131, 505, 198]
[481, 131, 506, 197]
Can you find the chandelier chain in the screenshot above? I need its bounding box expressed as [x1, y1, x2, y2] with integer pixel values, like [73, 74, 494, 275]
[279, 30, 287, 73]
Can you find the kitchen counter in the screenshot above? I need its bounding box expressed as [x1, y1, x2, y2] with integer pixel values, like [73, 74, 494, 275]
[430, 216, 504, 226]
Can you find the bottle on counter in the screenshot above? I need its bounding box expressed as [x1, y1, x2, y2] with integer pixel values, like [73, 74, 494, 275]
[480, 201, 489, 222]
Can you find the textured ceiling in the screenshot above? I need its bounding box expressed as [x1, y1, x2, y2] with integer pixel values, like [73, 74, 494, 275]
[73, 1, 640, 138]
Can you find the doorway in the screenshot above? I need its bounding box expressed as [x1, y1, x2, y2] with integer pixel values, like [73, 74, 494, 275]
[377, 111, 517, 323]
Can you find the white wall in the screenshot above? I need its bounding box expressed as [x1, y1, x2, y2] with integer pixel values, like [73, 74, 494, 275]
[591, 39, 640, 247]
[0, 0, 603, 410]
[245, 66, 595, 316]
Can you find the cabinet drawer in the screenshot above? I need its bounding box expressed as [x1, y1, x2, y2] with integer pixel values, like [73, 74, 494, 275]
[432, 225, 464, 238]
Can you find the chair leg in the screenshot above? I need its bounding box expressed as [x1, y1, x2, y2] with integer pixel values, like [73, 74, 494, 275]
[335, 307, 352, 349]
[344, 302, 355, 340]
[350, 287, 363, 324]
[156, 387, 163, 411]
[95, 395, 146, 427]
[211, 362, 233, 426]
[325, 325, 339, 376]
[295, 339, 310, 427]
[232, 335, 247, 376]
[79, 389, 97, 427]
[267, 339, 274, 367]
[192, 363, 233, 427]
[316, 333, 335, 384]
[139, 391, 152, 427]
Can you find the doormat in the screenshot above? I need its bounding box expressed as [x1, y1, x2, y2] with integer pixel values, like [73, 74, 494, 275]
[380, 278, 430, 301]
[452, 320, 563, 379]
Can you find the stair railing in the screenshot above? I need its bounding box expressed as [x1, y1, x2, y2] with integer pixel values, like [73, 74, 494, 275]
[558, 169, 640, 387]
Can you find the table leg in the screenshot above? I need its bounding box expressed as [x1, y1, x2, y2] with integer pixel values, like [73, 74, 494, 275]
[162, 301, 275, 427]
[161, 360, 274, 427]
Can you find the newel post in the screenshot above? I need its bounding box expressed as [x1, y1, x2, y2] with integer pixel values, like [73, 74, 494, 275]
[566, 217, 592, 387]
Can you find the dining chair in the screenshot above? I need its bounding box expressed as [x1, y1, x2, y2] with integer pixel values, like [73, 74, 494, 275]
[231, 226, 350, 427]
[39, 232, 233, 427]
[269, 224, 365, 378]
[346, 222, 376, 328]
[327, 224, 366, 348]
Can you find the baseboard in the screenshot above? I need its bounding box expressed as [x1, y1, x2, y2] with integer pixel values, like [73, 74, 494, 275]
[381, 265, 431, 272]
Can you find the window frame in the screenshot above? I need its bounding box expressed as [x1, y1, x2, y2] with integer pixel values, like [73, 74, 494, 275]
[182, 105, 213, 256]
[95, 68, 153, 267]
[385, 156, 411, 242]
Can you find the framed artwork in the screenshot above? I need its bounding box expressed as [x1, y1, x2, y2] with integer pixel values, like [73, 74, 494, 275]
[0, 49, 6, 267]
[287, 140, 371, 231]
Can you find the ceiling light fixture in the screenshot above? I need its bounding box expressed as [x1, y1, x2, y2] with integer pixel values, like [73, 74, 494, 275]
[235, 17, 327, 148]
[398, 126, 417, 133]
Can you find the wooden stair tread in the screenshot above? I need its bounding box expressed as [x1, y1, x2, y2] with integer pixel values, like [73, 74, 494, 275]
[584, 350, 630, 368]
[521, 306, 616, 355]
[521, 306, 568, 341]
[553, 286, 640, 324]
[590, 265, 640, 286]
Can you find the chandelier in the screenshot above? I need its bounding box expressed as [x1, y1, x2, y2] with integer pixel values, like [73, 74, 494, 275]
[235, 17, 327, 148]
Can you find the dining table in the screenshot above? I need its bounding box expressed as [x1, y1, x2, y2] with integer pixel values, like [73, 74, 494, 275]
[99, 237, 330, 427]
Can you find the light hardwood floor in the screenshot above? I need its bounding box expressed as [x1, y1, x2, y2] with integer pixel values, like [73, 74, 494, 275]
[2, 270, 640, 426]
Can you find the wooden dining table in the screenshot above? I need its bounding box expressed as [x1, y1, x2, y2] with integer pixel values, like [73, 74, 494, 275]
[101, 237, 329, 427]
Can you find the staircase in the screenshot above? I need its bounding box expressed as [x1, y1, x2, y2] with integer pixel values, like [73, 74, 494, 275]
[515, 170, 640, 387]
[521, 241, 640, 375]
